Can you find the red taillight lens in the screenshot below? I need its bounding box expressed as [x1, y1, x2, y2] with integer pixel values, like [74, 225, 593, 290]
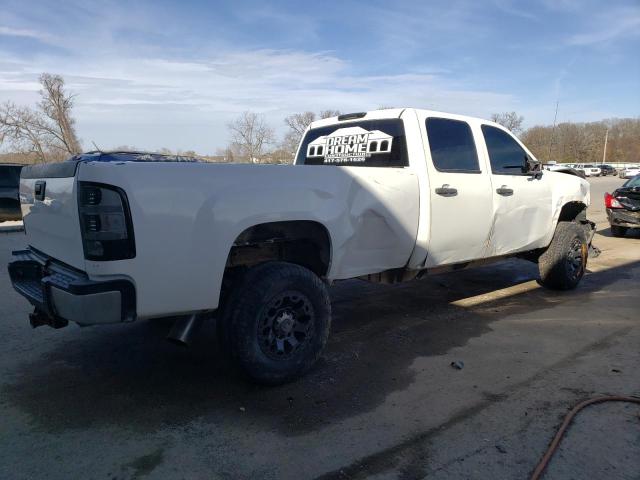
[604, 192, 623, 209]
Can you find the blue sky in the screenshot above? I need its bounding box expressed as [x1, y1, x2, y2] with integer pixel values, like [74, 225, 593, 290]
[1, 0, 639, 153]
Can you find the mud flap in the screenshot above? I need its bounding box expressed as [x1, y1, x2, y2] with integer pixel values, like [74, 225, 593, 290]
[582, 220, 600, 258]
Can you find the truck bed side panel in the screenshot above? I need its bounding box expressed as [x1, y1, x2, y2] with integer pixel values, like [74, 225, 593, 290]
[77, 162, 419, 319]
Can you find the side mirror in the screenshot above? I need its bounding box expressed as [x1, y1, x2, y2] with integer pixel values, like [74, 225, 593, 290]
[524, 155, 543, 178]
[524, 155, 538, 171]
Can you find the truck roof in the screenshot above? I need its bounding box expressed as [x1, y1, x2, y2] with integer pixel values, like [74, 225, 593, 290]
[308, 108, 501, 130]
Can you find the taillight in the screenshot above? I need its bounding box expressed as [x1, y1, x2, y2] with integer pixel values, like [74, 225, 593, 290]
[78, 182, 135, 260]
[604, 192, 623, 209]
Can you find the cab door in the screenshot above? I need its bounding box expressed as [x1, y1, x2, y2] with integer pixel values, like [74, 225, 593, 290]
[421, 116, 495, 267]
[480, 124, 553, 255]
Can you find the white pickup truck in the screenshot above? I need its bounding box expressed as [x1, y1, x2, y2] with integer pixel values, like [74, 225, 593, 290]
[8, 108, 595, 383]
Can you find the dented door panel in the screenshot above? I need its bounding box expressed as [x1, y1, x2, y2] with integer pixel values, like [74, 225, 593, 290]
[487, 175, 553, 255]
[328, 167, 420, 279]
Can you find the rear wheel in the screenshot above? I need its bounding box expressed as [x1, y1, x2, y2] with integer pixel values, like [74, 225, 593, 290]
[539, 222, 588, 290]
[220, 261, 331, 384]
[610, 225, 628, 237]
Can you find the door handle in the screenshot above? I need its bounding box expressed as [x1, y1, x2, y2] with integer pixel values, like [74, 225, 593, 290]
[35, 180, 46, 201]
[435, 184, 458, 197]
[496, 185, 514, 196]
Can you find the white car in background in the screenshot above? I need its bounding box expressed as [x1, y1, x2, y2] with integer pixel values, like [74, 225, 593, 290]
[619, 166, 640, 179]
[542, 162, 585, 178]
[574, 164, 601, 177]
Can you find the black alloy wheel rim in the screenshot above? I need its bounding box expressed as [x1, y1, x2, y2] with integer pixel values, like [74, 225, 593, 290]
[258, 291, 315, 360]
[566, 238, 586, 280]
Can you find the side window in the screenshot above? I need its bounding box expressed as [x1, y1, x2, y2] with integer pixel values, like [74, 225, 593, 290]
[482, 125, 527, 175]
[426, 118, 480, 173]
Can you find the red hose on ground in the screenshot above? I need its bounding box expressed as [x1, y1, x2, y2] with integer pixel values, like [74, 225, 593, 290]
[530, 395, 640, 480]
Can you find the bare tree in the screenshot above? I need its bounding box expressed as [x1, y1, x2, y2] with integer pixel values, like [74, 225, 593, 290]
[282, 109, 341, 158]
[227, 111, 275, 163]
[38, 73, 82, 155]
[281, 130, 302, 159]
[0, 103, 49, 160]
[0, 73, 81, 162]
[214, 147, 235, 163]
[319, 109, 340, 119]
[285, 111, 316, 137]
[490, 111, 524, 134]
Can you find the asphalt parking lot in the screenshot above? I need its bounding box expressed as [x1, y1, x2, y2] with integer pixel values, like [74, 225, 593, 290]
[0, 176, 638, 480]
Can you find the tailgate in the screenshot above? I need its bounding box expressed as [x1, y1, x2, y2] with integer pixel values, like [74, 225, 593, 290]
[20, 161, 86, 270]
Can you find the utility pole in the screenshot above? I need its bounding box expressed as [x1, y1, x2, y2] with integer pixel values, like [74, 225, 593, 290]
[601, 128, 608, 165]
[547, 100, 559, 162]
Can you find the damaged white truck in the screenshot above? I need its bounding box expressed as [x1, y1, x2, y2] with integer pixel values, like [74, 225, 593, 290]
[9, 109, 595, 384]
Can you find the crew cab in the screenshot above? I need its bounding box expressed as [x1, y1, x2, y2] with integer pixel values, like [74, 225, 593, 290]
[8, 109, 595, 384]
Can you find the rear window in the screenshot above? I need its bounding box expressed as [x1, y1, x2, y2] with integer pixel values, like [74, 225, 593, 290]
[296, 119, 408, 167]
[0, 166, 22, 187]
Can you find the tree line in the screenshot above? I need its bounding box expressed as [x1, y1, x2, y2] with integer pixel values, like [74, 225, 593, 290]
[1, 73, 638, 165]
[521, 118, 639, 165]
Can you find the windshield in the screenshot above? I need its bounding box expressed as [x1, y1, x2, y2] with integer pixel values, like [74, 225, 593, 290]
[623, 175, 640, 187]
[296, 119, 408, 167]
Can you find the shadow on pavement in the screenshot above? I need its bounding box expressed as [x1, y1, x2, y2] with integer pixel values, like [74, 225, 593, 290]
[596, 226, 640, 238]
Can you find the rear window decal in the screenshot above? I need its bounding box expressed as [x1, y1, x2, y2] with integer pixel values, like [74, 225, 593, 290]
[306, 126, 393, 164]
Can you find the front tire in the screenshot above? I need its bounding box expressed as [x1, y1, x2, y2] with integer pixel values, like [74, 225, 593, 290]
[610, 225, 628, 237]
[538, 222, 588, 290]
[222, 262, 331, 385]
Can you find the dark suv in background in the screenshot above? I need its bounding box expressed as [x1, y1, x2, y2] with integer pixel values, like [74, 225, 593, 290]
[0, 164, 23, 222]
[599, 164, 617, 176]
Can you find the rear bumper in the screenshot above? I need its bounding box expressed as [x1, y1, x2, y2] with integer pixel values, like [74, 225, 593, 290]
[607, 208, 640, 228]
[8, 248, 136, 327]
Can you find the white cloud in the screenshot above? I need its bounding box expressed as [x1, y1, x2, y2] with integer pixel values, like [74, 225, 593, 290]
[0, 48, 517, 152]
[0, 26, 57, 44]
[491, 0, 538, 20]
[565, 7, 640, 46]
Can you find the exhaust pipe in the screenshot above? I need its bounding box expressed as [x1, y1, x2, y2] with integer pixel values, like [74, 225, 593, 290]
[167, 314, 204, 346]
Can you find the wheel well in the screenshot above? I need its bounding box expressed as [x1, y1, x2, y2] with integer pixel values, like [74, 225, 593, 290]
[557, 202, 587, 223]
[226, 221, 331, 277]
